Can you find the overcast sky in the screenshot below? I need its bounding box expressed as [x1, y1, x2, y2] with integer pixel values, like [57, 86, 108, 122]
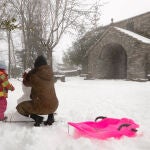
[54, 0, 150, 63]
[100, 0, 150, 25]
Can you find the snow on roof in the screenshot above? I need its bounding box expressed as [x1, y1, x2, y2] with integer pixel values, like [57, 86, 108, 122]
[114, 27, 150, 44]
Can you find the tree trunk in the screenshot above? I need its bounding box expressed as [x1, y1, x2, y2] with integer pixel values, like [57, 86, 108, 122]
[7, 30, 11, 78]
[47, 47, 53, 70]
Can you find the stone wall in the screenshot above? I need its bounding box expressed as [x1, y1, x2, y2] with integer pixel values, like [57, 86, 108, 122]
[113, 12, 150, 38]
[88, 27, 150, 79]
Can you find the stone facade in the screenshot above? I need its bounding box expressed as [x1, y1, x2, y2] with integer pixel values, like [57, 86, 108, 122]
[87, 12, 150, 80]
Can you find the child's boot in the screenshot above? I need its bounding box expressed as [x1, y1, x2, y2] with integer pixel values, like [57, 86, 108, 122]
[0, 116, 7, 121]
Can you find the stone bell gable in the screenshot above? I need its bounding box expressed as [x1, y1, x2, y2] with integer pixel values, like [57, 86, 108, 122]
[86, 12, 150, 80]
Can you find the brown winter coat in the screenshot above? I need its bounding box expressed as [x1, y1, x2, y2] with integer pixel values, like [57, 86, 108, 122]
[16, 65, 58, 116]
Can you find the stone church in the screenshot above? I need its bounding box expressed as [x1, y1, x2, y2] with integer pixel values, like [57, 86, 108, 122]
[85, 12, 150, 80]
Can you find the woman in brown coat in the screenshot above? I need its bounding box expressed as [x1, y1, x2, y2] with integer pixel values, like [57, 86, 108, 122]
[16, 55, 59, 126]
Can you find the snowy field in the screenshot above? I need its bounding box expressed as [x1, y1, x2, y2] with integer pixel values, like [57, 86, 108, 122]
[0, 77, 150, 150]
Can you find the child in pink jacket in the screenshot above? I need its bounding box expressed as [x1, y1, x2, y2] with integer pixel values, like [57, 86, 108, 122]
[0, 61, 15, 121]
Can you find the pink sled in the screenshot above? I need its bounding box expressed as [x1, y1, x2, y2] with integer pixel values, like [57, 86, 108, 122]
[68, 116, 139, 140]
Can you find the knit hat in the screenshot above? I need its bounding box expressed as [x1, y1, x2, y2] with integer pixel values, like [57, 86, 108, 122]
[0, 60, 7, 70]
[34, 55, 47, 68]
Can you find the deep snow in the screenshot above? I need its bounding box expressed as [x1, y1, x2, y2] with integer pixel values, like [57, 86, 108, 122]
[0, 77, 150, 150]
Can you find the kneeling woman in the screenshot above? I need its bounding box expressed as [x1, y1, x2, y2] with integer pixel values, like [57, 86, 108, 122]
[16, 55, 59, 126]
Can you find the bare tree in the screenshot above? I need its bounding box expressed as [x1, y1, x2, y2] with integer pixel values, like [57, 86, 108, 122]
[5, 0, 102, 71]
[0, 0, 18, 77]
[4, 0, 45, 70]
[39, 0, 102, 68]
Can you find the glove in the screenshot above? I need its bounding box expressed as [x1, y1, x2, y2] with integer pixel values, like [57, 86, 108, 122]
[23, 72, 27, 79]
[10, 84, 15, 91]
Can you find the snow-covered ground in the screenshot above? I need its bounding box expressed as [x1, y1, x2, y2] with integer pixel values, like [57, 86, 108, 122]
[0, 77, 150, 150]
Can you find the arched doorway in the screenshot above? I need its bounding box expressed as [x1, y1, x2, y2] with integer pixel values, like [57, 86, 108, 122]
[98, 43, 127, 79]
